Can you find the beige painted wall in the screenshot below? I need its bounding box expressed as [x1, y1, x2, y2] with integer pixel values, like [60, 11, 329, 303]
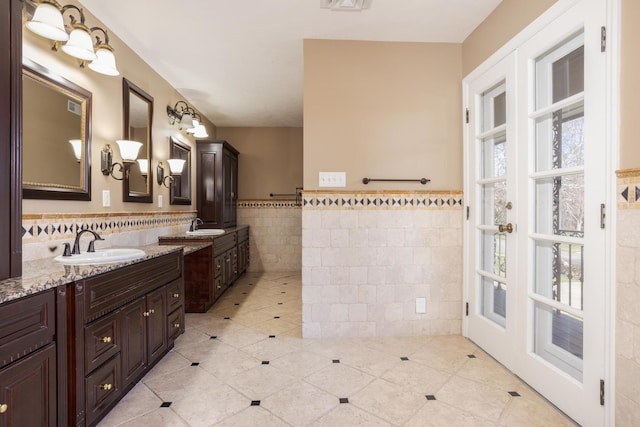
[462, 0, 558, 76]
[303, 39, 462, 191]
[22, 0, 215, 214]
[620, 0, 640, 169]
[216, 127, 303, 199]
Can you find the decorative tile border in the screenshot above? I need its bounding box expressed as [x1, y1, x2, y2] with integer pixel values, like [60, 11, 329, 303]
[616, 169, 640, 209]
[301, 190, 463, 210]
[22, 211, 197, 243]
[237, 200, 301, 209]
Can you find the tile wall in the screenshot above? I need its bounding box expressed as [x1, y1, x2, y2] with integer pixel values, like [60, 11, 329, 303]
[616, 169, 640, 425]
[22, 211, 196, 261]
[301, 191, 463, 339]
[237, 200, 302, 273]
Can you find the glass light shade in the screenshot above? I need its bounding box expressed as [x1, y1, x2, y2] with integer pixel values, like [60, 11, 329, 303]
[68, 139, 82, 160]
[115, 140, 142, 162]
[185, 119, 199, 133]
[193, 124, 209, 138]
[178, 112, 193, 129]
[167, 159, 186, 175]
[136, 159, 149, 175]
[61, 24, 97, 61]
[88, 45, 119, 76]
[26, 2, 69, 42]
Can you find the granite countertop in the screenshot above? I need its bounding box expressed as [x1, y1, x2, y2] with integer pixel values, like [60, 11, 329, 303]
[159, 224, 249, 242]
[0, 244, 185, 305]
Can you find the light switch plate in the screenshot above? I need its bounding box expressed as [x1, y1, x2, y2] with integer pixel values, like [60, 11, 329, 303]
[102, 190, 110, 207]
[319, 172, 346, 187]
[158, 195, 163, 208]
[416, 297, 426, 314]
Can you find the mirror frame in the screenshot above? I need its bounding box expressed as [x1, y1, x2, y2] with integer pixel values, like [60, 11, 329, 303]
[169, 137, 192, 205]
[122, 77, 153, 203]
[22, 58, 92, 201]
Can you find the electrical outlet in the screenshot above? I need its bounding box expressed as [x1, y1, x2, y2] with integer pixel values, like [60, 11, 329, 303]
[319, 172, 346, 187]
[416, 297, 426, 314]
[158, 195, 163, 208]
[102, 190, 110, 207]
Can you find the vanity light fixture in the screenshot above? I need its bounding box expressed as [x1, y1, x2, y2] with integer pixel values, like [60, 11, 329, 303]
[136, 159, 149, 181]
[320, 0, 372, 11]
[68, 139, 82, 161]
[166, 100, 209, 136]
[101, 140, 142, 181]
[157, 159, 186, 188]
[25, 0, 120, 76]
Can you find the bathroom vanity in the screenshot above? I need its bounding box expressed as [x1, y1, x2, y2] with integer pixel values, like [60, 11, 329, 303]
[0, 245, 185, 426]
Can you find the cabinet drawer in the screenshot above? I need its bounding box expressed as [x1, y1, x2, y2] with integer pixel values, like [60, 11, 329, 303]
[82, 252, 182, 323]
[85, 312, 120, 374]
[166, 278, 184, 313]
[85, 354, 121, 426]
[167, 308, 184, 343]
[214, 255, 223, 278]
[0, 290, 55, 368]
[237, 227, 249, 243]
[214, 276, 223, 299]
[213, 232, 236, 253]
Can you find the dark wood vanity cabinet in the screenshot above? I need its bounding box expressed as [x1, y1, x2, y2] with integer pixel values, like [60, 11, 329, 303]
[196, 140, 239, 228]
[69, 251, 184, 426]
[0, 287, 66, 427]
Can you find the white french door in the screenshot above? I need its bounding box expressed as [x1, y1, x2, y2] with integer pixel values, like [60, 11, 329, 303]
[464, 0, 609, 425]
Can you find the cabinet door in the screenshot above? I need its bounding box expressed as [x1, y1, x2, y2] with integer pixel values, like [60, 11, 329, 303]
[222, 148, 238, 227]
[120, 298, 147, 388]
[196, 143, 223, 227]
[146, 287, 167, 366]
[0, 343, 56, 427]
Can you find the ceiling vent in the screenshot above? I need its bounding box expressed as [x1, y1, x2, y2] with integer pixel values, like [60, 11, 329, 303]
[320, 0, 372, 11]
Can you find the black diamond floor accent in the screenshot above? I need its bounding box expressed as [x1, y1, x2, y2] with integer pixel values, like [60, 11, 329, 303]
[224, 317, 231, 320]
[400, 357, 409, 361]
[281, 291, 286, 294]
[274, 316, 280, 319]
[333, 359, 340, 364]
[269, 335, 276, 338]
[234, 303, 240, 306]
[160, 402, 172, 408]
[508, 391, 521, 397]
[210, 336, 217, 339]
[467, 354, 476, 358]
[251, 400, 261, 406]
[191, 362, 200, 366]
[339, 398, 349, 404]
[278, 302, 283, 305]
[425, 395, 436, 401]
[261, 361, 270, 365]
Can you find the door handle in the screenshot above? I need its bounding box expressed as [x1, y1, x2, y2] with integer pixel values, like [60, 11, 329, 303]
[498, 223, 513, 234]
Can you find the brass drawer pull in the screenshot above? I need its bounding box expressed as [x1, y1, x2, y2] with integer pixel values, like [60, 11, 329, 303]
[149, 308, 155, 315]
[100, 383, 113, 391]
[217, 285, 221, 289]
[143, 311, 150, 317]
[0, 403, 7, 414]
[173, 323, 180, 329]
[100, 336, 112, 343]
[172, 293, 180, 298]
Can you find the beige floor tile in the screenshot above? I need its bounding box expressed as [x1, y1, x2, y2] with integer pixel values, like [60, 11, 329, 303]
[404, 400, 489, 427]
[142, 350, 194, 382]
[215, 324, 271, 348]
[114, 408, 190, 427]
[381, 360, 450, 394]
[436, 376, 511, 422]
[363, 335, 429, 358]
[262, 381, 339, 425]
[225, 364, 298, 399]
[96, 383, 162, 426]
[240, 336, 299, 360]
[199, 349, 262, 381]
[169, 383, 248, 427]
[305, 362, 376, 397]
[456, 356, 525, 392]
[214, 406, 291, 427]
[350, 378, 427, 425]
[144, 366, 222, 403]
[498, 395, 579, 427]
[174, 337, 236, 363]
[340, 346, 402, 377]
[311, 404, 392, 427]
[269, 349, 332, 378]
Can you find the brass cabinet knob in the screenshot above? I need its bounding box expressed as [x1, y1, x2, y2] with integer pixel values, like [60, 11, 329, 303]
[149, 308, 155, 315]
[216, 264, 221, 270]
[143, 311, 150, 317]
[100, 383, 113, 391]
[173, 323, 180, 329]
[217, 285, 221, 289]
[0, 403, 7, 414]
[172, 293, 180, 298]
[226, 258, 231, 263]
[498, 223, 514, 234]
[100, 336, 112, 343]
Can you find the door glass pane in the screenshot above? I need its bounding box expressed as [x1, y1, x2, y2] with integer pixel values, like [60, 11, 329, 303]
[535, 103, 584, 172]
[481, 181, 507, 225]
[482, 277, 506, 327]
[480, 231, 507, 278]
[534, 241, 584, 310]
[534, 302, 583, 381]
[482, 81, 506, 131]
[536, 32, 584, 109]
[535, 174, 584, 236]
[481, 132, 506, 178]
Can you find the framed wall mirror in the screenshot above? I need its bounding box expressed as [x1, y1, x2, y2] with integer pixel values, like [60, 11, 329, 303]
[122, 78, 153, 203]
[169, 137, 191, 205]
[22, 59, 91, 200]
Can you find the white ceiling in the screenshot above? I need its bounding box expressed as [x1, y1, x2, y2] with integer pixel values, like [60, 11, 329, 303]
[79, 0, 502, 128]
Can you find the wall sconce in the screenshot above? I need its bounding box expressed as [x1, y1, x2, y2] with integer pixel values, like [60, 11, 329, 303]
[166, 100, 209, 137]
[157, 159, 186, 188]
[26, 0, 120, 76]
[101, 140, 142, 180]
[68, 139, 82, 161]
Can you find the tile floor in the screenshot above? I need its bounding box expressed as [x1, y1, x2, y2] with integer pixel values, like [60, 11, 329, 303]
[98, 272, 577, 427]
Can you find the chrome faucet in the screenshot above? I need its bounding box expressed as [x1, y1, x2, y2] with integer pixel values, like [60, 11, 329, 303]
[190, 217, 203, 232]
[69, 229, 104, 255]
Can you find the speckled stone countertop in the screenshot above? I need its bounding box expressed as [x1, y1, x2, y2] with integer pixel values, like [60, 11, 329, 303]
[159, 225, 249, 242]
[0, 244, 189, 305]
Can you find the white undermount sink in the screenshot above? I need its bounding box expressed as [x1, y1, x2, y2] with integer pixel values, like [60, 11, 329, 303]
[185, 229, 225, 236]
[54, 248, 146, 265]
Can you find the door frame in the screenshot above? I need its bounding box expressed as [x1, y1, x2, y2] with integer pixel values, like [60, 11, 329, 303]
[462, 0, 620, 424]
